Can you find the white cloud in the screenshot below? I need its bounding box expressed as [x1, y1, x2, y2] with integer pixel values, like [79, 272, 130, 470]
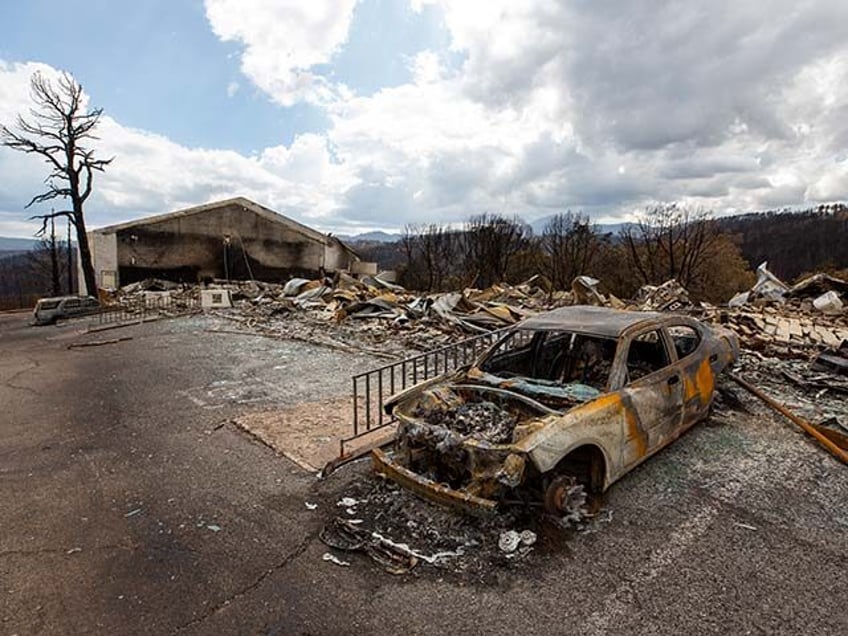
[226, 81, 239, 97]
[0, 61, 359, 235]
[326, 0, 848, 222]
[204, 0, 359, 106]
[4, 1, 848, 238]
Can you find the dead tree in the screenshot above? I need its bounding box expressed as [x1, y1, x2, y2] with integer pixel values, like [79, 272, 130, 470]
[27, 232, 71, 296]
[620, 204, 721, 290]
[1, 71, 113, 296]
[541, 212, 600, 289]
[462, 214, 528, 288]
[48, 215, 60, 296]
[66, 219, 74, 294]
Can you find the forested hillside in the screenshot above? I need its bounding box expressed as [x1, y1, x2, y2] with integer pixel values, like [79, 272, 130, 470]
[717, 205, 848, 280]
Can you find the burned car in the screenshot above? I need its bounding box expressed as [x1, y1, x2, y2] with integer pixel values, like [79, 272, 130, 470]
[32, 295, 100, 325]
[373, 306, 739, 516]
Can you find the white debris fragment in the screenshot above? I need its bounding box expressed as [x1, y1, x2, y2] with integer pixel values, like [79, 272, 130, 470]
[519, 530, 537, 547]
[498, 530, 521, 553]
[371, 531, 463, 565]
[304, 502, 318, 510]
[206, 524, 222, 532]
[322, 552, 350, 567]
[734, 522, 757, 531]
[336, 497, 358, 508]
[813, 291, 843, 315]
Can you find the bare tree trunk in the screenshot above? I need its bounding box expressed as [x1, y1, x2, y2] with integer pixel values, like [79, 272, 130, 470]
[74, 210, 97, 296]
[49, 215, 60, 295]
[1, 71, 112, 298]
[66, 219, 73, 294]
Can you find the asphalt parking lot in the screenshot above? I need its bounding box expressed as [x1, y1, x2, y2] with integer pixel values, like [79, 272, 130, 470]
[1, 312, 846, 635]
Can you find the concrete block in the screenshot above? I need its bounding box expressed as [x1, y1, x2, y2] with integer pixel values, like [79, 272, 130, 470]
[201, 289, 232, 308]
[350, 261, 378, 275]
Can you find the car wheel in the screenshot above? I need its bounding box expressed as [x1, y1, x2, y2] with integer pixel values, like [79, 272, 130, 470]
[544, 474, 587, 518]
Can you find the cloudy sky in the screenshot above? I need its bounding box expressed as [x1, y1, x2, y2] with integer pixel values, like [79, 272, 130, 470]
[1, 0, 847, 237]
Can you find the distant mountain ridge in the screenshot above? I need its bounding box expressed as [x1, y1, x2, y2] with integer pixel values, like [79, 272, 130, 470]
[528, 215, 630, 236]
[0, 237, 38, 251]
[338, 222, 629, 244]
[336, 230, 401, 243]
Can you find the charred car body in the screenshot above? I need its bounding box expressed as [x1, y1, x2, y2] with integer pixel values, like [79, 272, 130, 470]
[374, 306, 739, 515]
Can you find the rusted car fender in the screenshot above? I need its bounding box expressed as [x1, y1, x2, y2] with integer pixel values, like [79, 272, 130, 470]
[515, 393, 625, 489]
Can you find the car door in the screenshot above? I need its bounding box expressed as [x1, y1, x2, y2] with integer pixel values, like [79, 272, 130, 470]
[82, 297, 100, 316]
[61, 298, 82, 317]
[667, 322, 714, 427]
[618, 327, 684, 466]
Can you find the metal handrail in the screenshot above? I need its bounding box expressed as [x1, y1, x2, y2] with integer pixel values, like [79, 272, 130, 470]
[340, 326, 511, 457]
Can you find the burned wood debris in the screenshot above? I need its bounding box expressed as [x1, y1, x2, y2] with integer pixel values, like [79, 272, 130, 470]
[111, 266, 846, 501]
[106, 274, 565, 357]
[103, 263, 847, 577]
[105, 266, 847, 363]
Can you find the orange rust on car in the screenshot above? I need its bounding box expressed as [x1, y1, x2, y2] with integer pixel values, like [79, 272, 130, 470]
[375, 306, 739, 513]
[684, 357, 715, 405]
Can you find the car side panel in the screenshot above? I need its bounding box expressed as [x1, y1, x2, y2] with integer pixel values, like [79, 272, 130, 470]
[517, 392, 626, 488]
[620, 362, 684, 462]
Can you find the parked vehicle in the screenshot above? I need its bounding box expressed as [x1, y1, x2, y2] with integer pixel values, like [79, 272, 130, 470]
[32, 295, 100, 325]
[374, 306, 739, 515]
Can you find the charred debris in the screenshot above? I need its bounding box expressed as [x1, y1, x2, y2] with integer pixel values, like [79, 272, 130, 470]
[106, 266, 848, 574]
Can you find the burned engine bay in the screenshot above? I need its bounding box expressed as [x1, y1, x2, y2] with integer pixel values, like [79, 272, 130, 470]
[387, 330, 618, 502]
[392, 385, 590, 501]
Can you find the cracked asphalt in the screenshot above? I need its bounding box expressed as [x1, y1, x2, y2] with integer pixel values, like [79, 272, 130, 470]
[1, 312, 846, 635]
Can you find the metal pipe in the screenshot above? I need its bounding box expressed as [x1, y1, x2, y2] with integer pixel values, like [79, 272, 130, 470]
[729, 372, 848, 465]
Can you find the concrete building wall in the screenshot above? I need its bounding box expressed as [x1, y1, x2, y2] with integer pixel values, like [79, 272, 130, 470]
[101, 201, 354, 286]
[79, 231, 118, 295]
[85, 199, 359, 290]
[323, 240, 356, 272]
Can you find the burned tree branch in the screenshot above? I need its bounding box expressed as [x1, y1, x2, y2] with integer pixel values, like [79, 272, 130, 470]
[30, 209, 76, 236]
[1, 70, 112, 296]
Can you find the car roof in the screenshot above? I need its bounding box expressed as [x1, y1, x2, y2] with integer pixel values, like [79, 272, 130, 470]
[518, 305, 668, 338]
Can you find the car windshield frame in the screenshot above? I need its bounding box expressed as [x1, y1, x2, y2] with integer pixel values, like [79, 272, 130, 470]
[475, 327, 620, 396]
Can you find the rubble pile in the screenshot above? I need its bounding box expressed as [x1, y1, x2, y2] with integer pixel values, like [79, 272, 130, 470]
[716, 307, 848, 356]
[107, 278, 201, 317]
[569, 266, 848, 360]
[109, 265, 847, 366]
[110, 275, 571, 356]
[633, 279, 694, 312]
[729, 350, 848, 431]
[709, 265, 848, 358]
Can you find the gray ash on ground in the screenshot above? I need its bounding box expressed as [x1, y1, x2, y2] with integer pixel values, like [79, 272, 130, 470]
[422, 401, 517, 444]
[316, 474, 612, 583]
[725, 351, 848, 431]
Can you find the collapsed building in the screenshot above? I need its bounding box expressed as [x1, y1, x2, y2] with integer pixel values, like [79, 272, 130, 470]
[79, 197, 361, 294]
